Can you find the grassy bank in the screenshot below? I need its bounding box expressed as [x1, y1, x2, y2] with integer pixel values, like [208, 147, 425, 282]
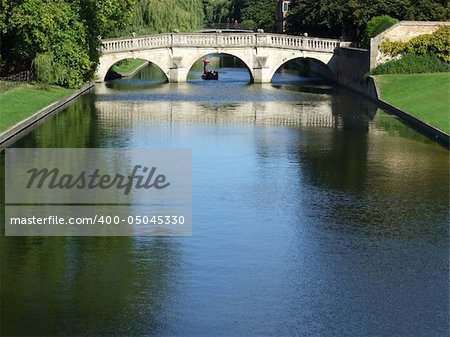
[0, 84, 72, 132]
[111, 59, 148, 76]
[375, 73, 450, 134]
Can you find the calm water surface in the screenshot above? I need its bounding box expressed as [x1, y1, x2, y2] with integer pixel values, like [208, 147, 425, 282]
[1, 65, 449, 336]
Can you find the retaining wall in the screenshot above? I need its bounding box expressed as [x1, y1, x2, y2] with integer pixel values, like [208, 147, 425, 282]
[332, 46, 449, 147]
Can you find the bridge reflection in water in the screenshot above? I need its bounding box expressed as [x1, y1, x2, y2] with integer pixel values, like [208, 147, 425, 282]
[94, 100, 340, 128]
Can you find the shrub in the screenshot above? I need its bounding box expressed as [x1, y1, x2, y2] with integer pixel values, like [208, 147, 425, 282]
[379, 40, 405, 56]
[32, 46, 92, 88]
[380, 26, 450, 63]
[408, 26, 450, 62]
[371, 53, 450, 75]
[363, 15, 398, 47]
[32, 52, 66, 85]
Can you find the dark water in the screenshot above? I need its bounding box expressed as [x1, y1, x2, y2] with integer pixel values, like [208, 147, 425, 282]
[1, 65, 449, 337]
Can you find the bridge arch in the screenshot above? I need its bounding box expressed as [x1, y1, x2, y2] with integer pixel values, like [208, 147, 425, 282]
[95, 50, 171, 82]
[185, 51, 254, 82]
[268, 54, 336, 83]
[103, 58, 168, 82]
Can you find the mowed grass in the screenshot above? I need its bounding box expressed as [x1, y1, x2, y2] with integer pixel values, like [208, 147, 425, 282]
[375, 73, 450, 133]
[111, 59, 147, 75]
[0, 84, 72, 132]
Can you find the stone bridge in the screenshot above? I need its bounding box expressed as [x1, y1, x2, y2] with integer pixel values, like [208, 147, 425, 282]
[96, 33, 349, 83]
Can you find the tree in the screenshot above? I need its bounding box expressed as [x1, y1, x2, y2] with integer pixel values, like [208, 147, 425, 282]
[285, 0, 346, 38]
[77, 0, 136, 68]
[122, 0, 204, 35]
[286, 0, 449, 42]
[5, 0, 92, 87]
[363, 15, 398, 47]
[204, 0, 232, 24]
[240, 0, 277, 32]
[0, 0, 135, 87]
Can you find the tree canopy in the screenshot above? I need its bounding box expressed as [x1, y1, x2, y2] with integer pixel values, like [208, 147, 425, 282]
[363, 15, 399, 47]
[286, 0, 450, 41]
[204, 0, 233, 24]
[0, 0, 204, 87]
[240, 0, 277, 31]
[122, 0, 204, 35]
[202, 0, 277, 32]
[0, 0, 135, 87]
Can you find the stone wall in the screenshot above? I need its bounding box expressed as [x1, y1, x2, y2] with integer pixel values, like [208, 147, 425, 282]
[331, 47, 378, 99]
[370, 21, 450, 69]
[330, 44, 449, 146]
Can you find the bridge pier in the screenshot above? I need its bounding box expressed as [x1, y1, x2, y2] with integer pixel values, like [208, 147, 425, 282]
[168, 55, 188, 83]
[169, 67, 189, 83]
[252, 67, 272, 84]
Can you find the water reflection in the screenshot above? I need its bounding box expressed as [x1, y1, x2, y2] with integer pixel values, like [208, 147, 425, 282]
[293, 126, 449, 239]
[1, 235, 180, 336]
[93, 80, 379, 143]
[1, 68, 448, 336]
[94, 100, 338, 127]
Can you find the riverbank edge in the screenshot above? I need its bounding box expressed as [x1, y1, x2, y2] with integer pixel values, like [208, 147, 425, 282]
[0, 83, 94, 148]
[369, 76, 449, 148]
[118, 60, 149, 78]
[343, 74, 449, 148]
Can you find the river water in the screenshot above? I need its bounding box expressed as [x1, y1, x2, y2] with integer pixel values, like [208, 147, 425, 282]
[1, 64, 449, 336]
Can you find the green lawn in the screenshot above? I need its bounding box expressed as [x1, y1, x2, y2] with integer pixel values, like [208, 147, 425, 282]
[374, 73, 450, 133]
[0, 84, 72, 132]
[111, 59, 148, 76]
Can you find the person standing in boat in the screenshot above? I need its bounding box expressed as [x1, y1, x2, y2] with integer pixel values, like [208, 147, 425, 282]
[202, 58, 210, 72]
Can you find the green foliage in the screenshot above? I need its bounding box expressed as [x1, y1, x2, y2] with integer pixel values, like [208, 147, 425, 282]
[363, 15, 398, 47]
[204, 0, 232, 24]
[371, 53, 450, 74]
[77, 0, 136, 69]
[240, 20, 257, 31]
[408, 26, 450, 62]
[202, 0, 276, 31]
[1, 0, 135, 87]
[33, 52, 65, 85]
[241, 0, 277, 32]
[203, 0, 248, 24]
[381, 26, 450, 63]
[6, 0, 92, 87]
[380, 40, 406, 56]
[0, 0, 11, 33]
[88, 0, 136, 36]
[8, 0, 77, 58]
[286, 0, 449, 41]
[120, 0, 204, 35]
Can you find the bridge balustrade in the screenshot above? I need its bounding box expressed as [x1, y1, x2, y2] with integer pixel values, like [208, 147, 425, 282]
[101, 33, 343, 54]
